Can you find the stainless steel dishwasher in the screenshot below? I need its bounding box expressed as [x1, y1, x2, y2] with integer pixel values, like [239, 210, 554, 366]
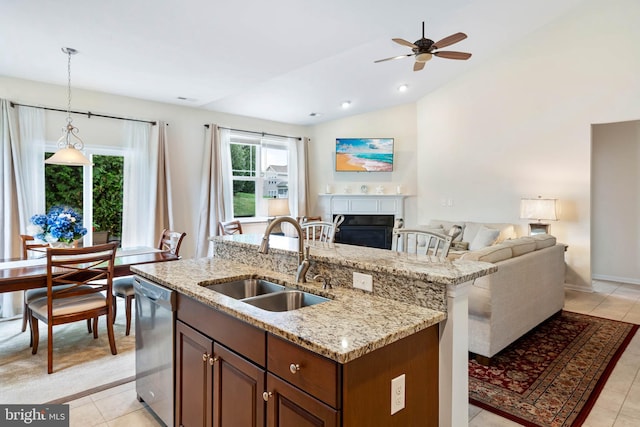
[134, 276, 176, 427]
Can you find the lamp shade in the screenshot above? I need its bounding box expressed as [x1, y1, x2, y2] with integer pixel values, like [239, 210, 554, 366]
[268, 198, 290, 217]
[45, 147, 92, 166]
[520, 197, 557, 221]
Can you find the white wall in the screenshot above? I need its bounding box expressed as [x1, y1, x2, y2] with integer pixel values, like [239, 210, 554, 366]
[308, 103, 418, 227]
[4, 0, 640, 287]
[415, 0, 640, 289]
[592, 120, 640, 284]
[0, 76, 308, 259]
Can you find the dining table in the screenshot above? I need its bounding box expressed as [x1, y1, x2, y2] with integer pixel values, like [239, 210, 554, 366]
[0, 246, 180, 293]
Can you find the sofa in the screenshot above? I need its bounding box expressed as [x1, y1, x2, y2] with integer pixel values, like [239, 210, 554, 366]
[423, 220, 566, 361]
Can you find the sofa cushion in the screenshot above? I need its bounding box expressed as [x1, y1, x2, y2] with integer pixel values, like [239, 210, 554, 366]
[462, 222, 516, 244]
[461, 243, 512, 263]
[427, 220, 465, 242]
[532, 233, 557, 249]
[469, 226, 501, 251]
[502, 237, 536, 257]
[414, 226, 444, 247]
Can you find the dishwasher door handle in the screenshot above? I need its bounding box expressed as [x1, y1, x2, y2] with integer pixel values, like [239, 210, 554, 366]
[133, 278, 176, 311]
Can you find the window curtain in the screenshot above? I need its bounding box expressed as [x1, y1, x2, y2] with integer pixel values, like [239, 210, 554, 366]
[288, 136, 310, 218]
[122, 121, 172, 248]
[152, 122, 172, 236]
[0, 102, 45, 317]
[196, 125, 232, 257]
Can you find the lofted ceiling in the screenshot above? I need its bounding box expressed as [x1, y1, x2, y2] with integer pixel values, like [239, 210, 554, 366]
[0, 0, 586, 126]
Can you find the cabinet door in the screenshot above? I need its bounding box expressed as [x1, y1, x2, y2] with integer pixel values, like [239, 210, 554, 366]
[213, 343, 265, 427]
[176, 320, 214, 427]
[265, 373, 339, 427]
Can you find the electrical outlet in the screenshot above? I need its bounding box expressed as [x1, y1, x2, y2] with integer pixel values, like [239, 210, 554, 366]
[391, 374, 405, 415]
[353, 272, 373, 292]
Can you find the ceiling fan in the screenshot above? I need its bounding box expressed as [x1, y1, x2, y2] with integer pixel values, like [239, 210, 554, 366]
[375, 22, 471, 71]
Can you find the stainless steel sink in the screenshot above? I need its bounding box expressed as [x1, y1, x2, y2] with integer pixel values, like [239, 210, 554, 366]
[242, 290, 330, 312]
[204, 278, 330, 312]
[205, 278, 285, 299]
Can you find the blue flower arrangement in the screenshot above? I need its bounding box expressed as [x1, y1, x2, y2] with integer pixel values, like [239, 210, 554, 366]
[28, 206, 88, 244]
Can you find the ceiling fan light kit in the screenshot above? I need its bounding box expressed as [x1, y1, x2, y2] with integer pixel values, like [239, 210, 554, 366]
[415, 53, 433, 63]
[375, 21, 471, 71]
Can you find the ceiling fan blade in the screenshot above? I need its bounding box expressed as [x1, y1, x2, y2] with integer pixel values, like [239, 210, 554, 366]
[432, 32, 467, 49]
[413, 61, 426, 71]
[392, 38, 417, 48]
[434, 51, 472, 60]
[374, 54, 414, 63]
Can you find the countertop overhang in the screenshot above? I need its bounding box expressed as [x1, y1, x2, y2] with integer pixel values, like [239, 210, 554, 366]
[132, 257, 446, 364]
[133, 235, 496, 364]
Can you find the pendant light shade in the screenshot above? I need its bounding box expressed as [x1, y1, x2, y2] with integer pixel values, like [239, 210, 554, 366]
[45, 47, 92, 166]
[45, 146, 92, 166]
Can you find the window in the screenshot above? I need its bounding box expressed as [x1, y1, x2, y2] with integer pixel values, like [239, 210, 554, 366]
[45, 150, 124, 245]
[229, 133, 289, 218]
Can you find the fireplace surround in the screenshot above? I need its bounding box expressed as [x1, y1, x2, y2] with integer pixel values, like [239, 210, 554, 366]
[318, 194, 407, 250]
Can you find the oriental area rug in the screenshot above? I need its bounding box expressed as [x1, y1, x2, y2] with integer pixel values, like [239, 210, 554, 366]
[469, 311, 638, 427]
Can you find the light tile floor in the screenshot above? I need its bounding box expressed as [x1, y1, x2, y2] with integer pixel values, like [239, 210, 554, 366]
[469, 280, 640, 427]
[67, 280, 640, 426]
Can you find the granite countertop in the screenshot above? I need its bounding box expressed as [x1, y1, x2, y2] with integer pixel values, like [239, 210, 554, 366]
[214, 234, 497, 287]
[132, 257, 446, 364]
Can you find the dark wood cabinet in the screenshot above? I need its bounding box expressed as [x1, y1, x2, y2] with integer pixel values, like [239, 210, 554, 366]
[175, 318, 265, 427]
[265, 327, 439, 427]
[265, 373, 339, 427]
[175, 320, 213, 427]
[213, 342, 265, 427]
[175, 293, 439, 427]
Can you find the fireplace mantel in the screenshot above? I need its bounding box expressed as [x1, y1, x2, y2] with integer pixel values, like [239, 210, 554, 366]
[317, 194, 408, 220]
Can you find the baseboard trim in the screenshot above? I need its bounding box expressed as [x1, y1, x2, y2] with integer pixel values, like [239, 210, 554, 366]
[592, 274, 640, 286]
[565, 283, 594, 292]
[46, 375, 136, 404]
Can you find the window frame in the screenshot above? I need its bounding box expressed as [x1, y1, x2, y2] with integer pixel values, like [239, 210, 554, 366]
[228, 132, 290, 220]
[44, 143, 126, 246]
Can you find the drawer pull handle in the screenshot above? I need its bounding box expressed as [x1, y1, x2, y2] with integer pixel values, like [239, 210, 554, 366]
[262, 391, 273, 401]
[209, 355, 219, 365]
[202, 353, 209, 362]
[289, 363, 300, 374]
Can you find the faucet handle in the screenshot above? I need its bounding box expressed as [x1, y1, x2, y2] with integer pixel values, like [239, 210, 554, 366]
[313, 274, 331, 289]
[304, 245, 310, 259]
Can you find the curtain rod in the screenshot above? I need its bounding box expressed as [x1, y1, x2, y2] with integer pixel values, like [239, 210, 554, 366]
[204, 124, 301, 141]
[10, 102, 158, 126]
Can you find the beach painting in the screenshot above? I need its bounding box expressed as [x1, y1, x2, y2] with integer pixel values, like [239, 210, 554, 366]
[335, 138, 394, 172]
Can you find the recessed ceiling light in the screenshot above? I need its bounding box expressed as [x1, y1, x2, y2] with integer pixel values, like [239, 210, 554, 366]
[341, 101, 351, 109]
[398, 84, 408, 92]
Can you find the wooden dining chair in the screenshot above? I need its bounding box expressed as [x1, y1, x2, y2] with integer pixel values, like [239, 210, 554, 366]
[391, 229, 453, 260]
[20, 235, 49, 334]
[218, 220, 243, 235]
[112, 229, 186, 335]
[29, 242, 119, 374]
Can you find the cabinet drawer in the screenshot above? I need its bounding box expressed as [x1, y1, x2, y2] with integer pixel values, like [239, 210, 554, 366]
[267, 334, 340, 408]
[177, 294, 266, 366]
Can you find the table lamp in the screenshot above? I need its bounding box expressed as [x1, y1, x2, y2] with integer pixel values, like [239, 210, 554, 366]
[520, 196, 557, 235]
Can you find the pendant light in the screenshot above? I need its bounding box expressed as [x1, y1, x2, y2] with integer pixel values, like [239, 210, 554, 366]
[45, 47, 92, 166]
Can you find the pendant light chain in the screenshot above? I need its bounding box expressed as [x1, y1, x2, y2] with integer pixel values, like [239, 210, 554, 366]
[66, 48, 72, 124]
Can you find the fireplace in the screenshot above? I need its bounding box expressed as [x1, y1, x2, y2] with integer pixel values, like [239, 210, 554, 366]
[334, 214, 395, 250]
[318, 194, 406, 250]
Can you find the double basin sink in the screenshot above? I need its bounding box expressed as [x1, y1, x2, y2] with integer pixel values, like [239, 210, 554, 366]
[204, 278, 330, 312]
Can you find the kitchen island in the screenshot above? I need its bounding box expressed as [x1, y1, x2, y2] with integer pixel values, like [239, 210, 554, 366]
[132, 235, 496, 426]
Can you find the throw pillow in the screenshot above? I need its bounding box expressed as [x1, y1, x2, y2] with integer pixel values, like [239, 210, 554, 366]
[469, 226, 500, 251]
